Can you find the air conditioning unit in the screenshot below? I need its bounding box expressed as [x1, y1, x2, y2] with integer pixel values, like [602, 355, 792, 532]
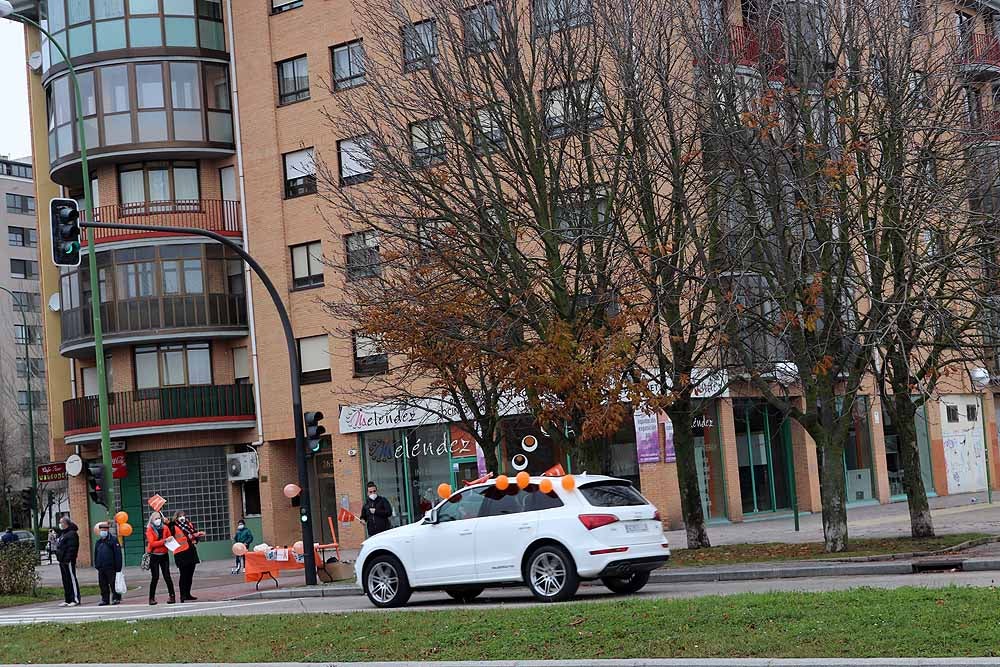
[227, 453, 258, 482]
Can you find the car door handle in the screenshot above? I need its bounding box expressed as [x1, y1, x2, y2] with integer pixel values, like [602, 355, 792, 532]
[459, 529, 473, 536]
[518, 524, 532, 531]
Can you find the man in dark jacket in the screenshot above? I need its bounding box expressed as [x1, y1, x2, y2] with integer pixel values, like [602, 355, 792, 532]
[361, 482, 393, 536]
[55, 516, 80, 606]
[93, 521, 123, 606]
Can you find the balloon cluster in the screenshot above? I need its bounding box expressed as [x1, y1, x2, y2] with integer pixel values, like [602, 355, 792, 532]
[115, 511, 133, 537]
[437, 473, 576, 499]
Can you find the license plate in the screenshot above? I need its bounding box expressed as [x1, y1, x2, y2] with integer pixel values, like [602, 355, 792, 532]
[625, 523, 649, 533]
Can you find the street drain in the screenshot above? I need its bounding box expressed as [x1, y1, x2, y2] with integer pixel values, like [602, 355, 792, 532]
[911, 559, 965, 574]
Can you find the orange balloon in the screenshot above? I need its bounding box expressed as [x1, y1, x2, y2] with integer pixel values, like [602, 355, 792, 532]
[293, 540, 304, 555]
[283, 483, 301, 499]
[539, 478, 554, 494]
[516, 471, 530, 489]
[232, 542, 248, 556]
[119, 523, 133, 537]
[114, 511, 128, 525]
[437, 483, 452, 499]
[561, 475, 576, 491]
[495, 475, 509, 491]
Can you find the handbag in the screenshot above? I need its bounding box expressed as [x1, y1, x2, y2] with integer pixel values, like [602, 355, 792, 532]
[140, 552, 151, 571]
[115, 570, 127, 594]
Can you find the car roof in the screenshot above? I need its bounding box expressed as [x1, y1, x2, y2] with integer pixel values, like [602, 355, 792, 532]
[457, 473, 630, 493]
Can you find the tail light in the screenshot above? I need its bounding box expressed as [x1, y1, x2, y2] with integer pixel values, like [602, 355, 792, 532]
[579, 514, 618, 530]
[653, 510, 661, 522]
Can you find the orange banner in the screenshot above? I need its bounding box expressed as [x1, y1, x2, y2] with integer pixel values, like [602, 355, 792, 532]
[147, 494, 166, 512]
[337, 507, 356, 523]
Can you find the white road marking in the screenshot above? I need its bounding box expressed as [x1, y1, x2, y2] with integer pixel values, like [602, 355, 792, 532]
[0, 600, 284, 626]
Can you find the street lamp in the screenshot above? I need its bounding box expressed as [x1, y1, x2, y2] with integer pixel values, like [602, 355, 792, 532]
[0, 286, 39, 557]
[0, 0, 117, 522]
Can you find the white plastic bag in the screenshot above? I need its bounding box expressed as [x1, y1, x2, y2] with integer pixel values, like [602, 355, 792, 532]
[114, 571, 127, 595]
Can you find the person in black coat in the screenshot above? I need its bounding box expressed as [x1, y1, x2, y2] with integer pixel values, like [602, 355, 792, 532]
[55, 516, 80, 606]
[93, 521, 123, 606]
[361, 482, 393, 536]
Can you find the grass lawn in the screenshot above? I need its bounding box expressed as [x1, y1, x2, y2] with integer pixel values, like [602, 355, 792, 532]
[2, 587, 999, 661]
[0, 585, 102, 609]
[668, 533, 991, 568]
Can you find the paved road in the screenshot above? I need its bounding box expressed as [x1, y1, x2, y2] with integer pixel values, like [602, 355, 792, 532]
[3, 569, 998, 626]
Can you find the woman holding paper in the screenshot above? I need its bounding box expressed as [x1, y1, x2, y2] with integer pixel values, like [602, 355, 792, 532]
[171, 510, 206, 602]
[145, 511, 176, 605]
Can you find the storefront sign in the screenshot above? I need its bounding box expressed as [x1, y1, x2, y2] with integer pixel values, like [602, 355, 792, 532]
[339, 394, 531, 435]
[634, 411, 661, 464]
[449, 424, 478, 457]
[367, 437, 452, 463]
[112, 452, 127, 479]
[37, 462, 66, 483]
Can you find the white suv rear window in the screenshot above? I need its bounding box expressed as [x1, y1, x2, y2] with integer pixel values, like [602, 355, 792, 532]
[580, 481, 647, 507]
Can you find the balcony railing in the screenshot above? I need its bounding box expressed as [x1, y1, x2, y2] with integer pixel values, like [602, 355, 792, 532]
[701, 24, 785, 73]
[81, 200, 242, 246]
[61, 293, 248, 349]
[968, 110, 1000, 141]
[64, 384, 255, 435]
[958, 34, 1000, 69]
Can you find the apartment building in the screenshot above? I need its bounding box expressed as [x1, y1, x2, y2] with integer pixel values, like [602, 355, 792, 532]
[16, 0, 1000, 563]
[0, 155, 47, 528]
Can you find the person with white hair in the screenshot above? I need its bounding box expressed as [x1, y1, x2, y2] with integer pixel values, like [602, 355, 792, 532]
[144, 511, 176, 605]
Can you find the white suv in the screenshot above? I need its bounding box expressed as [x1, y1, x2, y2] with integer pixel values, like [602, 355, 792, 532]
[355, 475, 670, 607]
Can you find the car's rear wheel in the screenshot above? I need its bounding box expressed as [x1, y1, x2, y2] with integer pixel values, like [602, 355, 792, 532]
[601, 570, 650, 595]
[525, 544, 579, 603]
[445, 587, 484, 603]
[363, 554, 412, 608]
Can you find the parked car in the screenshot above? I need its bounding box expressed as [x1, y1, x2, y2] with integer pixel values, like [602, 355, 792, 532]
[355, 475, 670, 608]
[13, 530, 34, 544]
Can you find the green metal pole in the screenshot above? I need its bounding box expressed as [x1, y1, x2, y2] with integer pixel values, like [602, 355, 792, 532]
[11, 13, 115, 520]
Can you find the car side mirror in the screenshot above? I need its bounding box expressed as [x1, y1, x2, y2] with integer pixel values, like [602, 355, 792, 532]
[423, 510, 437, 525]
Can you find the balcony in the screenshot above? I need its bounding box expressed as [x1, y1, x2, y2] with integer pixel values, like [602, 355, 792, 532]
[63, 384, 256, 445]
[967, 110, 1000, 142]
[957, 34, 1000, 76]
[700, 24, 786, 77]
[83, 200, 243, 247]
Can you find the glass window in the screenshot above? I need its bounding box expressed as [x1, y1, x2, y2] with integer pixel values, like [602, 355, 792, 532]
[174, 110, 203, 141]
[165, 17, 198, 46]
[197, 0, 222, 19]
[104, 114, 132, 145]
[49, 0, 67, 32]
[204, 64, 230, 110]
[337, 136, 372, 185]
[345, 230, 380, 280]
[332, 40, 365, 90]
[138, 446, 231, 542]
[545, 80, 604, 136]
[291, 241, 323, 288]
[135, 346, 159, 389]
[102, 65, 130, 112]
[118, 261, 156, 298]
[474, 103, 505, 151]
[536, 0, 591, 33]
[174, 164, 199, 200]
[480, 485, 525, 516]
[138, 111, 168, 142]
[233, 346, 250, 382]
[187, 343, 211, 383]
[129, 0, 159, 14]
[94, 0, 126, 19]
[283, 148, 316, 197]
[277, 55, 309, 105]
[78, 71, 97, 116]
[68, 24, 94, 56]
[54, 77, 72, 126]
[436, 488, 486, 522]
[403, 19, 438, 71]
[119, 168, 145, 205]
[136, 64, 165, 109]
[199, 19, 224, 50]
[272, 0, 302, 13]
[353, 332, 387, 375]
[6, 196, 36, 216]
[464, 3, 498, 53]
[147, 165, 171, 201]
[579, 481, 648, 507]
[10, 259, 38, 279]
[57, 124, 74, 157]
[95, 19, 127, 51]
[164, 0, 195, 14]
[67, 0, 91, 24]
[207, 111, 233, 143]
[410, 119, 445, 167]
[170, 62, 201, 109]
[522, 486, 565, 511]
[298, 335, 330, 383]
[129, 17, 163, 47]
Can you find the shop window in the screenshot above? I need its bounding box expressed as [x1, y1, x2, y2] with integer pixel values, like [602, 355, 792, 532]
[10, 259, 38, 280]
[297, 334, 331, 384]
[139, 446, 230, 541]
[403, 19, 438, 71]
[8, 225, 37, 246]
[283, 148, 316, 198]
[337, 136, 373, 186]
[272, 0, 303, 13]
[464, 3, 499, 53]
[946, 405, 960, 422]
[135, 342, 212, 391]
[345, 231, 380, 280]
[291, 241, 324, 289]
[353, 332, 388, 376]
[410, 119, 446, 167]
[332, 40, 365, 90]
[277, 55, 310, 105]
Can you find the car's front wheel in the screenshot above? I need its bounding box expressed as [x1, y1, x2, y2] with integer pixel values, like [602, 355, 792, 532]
[525, 544, 579, 603]
[445, 587, 484, 603]
[363, 554, 412, 608]
[601, 570, 650, 595]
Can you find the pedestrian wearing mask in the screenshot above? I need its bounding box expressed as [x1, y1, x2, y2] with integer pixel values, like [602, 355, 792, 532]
[145, 511, 176, 605]
[171, 510, 205, 602]
[361, 482, 393, 536]
[93, 521, 123, 606]
[232, 518, 253, 575]
[55, 516, 80, 606]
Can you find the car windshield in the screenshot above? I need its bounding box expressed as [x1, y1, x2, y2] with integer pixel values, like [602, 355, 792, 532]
[579, 481, 647, 507]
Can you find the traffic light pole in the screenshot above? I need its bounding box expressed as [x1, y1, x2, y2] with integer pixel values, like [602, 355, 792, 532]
[80, 219, 318, 586]
[4, 10, 117, 523]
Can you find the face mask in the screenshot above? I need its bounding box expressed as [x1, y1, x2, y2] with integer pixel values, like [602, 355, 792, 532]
[178, 517, 186, 523]
[153, 519, 162, 527]
[369, 493, 377, 500]
[237, 523, 245, 529]
[99, 530, 109, 538]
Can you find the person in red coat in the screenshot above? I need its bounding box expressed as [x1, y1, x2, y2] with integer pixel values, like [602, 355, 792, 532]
[145, 511, 176, 605]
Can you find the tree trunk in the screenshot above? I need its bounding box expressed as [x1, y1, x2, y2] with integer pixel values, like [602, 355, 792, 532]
[892, 392, 935, 538]
[813, 423, 849, 553]
[667, 397, 711, 549]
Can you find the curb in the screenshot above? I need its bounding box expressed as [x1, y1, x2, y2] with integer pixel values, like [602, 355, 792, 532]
[812, 535, 1000, 564]
[11, 660, 1000, 666]
[232, 584, 360, 600]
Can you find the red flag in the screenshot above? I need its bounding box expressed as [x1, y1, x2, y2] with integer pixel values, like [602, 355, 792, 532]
[147, 494, 166, 512]
[463, 472, 494, 486]
[542, 464, 566, 477]
[337, 507, 356, 523]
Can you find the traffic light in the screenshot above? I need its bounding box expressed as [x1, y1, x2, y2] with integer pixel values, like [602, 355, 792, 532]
[19, 488, 34, 513]
[86, 462, 106, 508]
[50, 197, 81, 267]
[304, 411, 325, 454]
